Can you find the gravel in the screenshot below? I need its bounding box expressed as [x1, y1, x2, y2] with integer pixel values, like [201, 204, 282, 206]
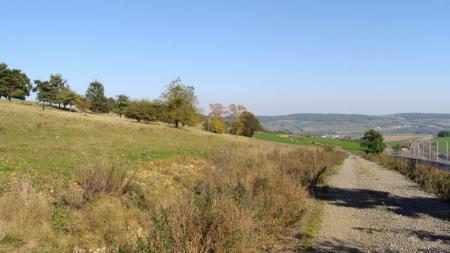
[314, 154, 450, 252]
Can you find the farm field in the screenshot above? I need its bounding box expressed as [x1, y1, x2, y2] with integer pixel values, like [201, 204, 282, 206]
[254, 132, 362, 151]
[383, 134, 431, 142]
[0, 101, 347, 252]
[437, 137, 450, 153]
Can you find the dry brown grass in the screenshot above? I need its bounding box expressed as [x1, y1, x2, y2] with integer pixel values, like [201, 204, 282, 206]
[363, 154, 450, 201]
[0, 101, 348, 252]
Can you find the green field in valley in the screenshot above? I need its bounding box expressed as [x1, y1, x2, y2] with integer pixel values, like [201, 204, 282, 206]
[437, 137, 450, 153]
[254, 132, 362, 151]
[385, 140, 409, 147]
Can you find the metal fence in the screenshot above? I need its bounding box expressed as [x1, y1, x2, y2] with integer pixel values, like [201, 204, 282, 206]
[392, 139, 450, 164]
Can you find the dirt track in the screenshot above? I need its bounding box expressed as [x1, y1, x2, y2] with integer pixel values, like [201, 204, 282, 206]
[314, 155, 450, 252]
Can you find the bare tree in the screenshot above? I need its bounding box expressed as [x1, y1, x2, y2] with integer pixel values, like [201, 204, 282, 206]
[209, 103, 227, 118]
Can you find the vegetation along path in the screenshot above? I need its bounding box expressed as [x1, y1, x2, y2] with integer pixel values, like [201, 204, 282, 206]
[314, 154, 450, 252]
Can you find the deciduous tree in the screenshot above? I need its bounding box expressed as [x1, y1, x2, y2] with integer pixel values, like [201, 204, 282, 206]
[228, 104, 247, 135]
[75, 95, 91, 116]
[161, 77, 198, 128]
[361, 129, 386, 154]
[33, 80, 52, 110]
[113, 95, 130, 118]
[239, 111, 262, 137]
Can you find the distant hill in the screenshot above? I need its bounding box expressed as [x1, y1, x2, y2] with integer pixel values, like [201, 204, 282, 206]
[257, 113, 450, 137]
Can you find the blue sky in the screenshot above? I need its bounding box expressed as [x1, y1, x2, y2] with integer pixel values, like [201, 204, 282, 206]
[1, 0, 449, 115]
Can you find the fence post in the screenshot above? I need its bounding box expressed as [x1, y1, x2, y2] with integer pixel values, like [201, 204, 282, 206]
[422, 143, 425, 159]
[447, 141, 449, 161]
[429, 142, 432, 160]
[436, 141, 439, 161]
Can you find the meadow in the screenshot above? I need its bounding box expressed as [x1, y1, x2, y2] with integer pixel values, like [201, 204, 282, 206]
[0, 101, 346, 252]
[254, 132, 362, 152]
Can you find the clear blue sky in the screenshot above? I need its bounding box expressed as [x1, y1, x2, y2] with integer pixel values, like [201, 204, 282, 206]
[1, 0, 449, 115]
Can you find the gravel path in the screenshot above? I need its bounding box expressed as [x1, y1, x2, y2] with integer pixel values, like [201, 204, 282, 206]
[314, 154, 450, 252]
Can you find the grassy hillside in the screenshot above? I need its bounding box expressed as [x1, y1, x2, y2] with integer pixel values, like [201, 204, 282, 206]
[0, 101, 346, 252]
[254, 132, 361, 152]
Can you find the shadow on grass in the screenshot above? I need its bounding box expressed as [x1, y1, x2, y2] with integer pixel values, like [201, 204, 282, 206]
[315, 186, 450, 222]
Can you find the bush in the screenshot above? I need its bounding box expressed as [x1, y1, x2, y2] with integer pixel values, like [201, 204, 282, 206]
[73, 162, 132, 202]
[204, 117, 228, 133]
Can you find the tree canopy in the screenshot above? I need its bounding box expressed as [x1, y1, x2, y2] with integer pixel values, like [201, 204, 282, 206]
[437, 131, 450, 137]
[161, 77, 198, 128]
[0, 63, 31, 100]
[86, 81, 108, 113]
[238, 111, 262, 137]
[113, 95, 130, 118]
[361, 129, 386, 154]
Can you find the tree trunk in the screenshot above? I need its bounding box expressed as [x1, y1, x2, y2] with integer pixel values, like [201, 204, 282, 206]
[175, 120, 179, 128]
[42, 101, 45, 111]
[7, 96, 11, 101]
[69, 105, 72, 112]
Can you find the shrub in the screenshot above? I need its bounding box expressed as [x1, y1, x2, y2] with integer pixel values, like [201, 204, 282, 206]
[73, 162, 132, 202]
[204, 117, 228, 134]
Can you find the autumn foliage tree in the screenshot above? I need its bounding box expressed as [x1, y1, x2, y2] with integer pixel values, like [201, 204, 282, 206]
[238, 111, 262, 137]
[204, 103, 228, 133]
[75, 95, 91, 116]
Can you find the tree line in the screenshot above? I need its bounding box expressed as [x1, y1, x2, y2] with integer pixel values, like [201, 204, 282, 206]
[0, 62, 262, 137]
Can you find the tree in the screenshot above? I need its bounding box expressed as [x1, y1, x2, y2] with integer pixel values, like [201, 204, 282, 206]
[161, 77, 198, 128]
[106, 97, 116, 113]
[113, 95, 130, 118]
[75, 95, 91, 116]
[361, 129, 386, 154]
[204, 118, 228, 133]
[228, 104, 247, 136]
[58, 87, 78, 111]
[49, 74, 68, 107]
[124, 100, 158, 123]
[204, 103, 228, 133]
[85, 81, 108, 113]
[238, 111, 262, 137]
[0, 63, 8, 99]
[209, 103, 227, 118]
[33, 80, 53, 110]
[0, 63, 31, 100]
[437, 131, 450, 137]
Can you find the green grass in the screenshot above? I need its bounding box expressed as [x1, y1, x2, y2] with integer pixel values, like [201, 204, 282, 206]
[254, 132, 362, 151]
[0, 101, 233, 184]
[385, 140, 409, 147]
[437, 137, 450, 153]
[0, 101, 348, 252]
